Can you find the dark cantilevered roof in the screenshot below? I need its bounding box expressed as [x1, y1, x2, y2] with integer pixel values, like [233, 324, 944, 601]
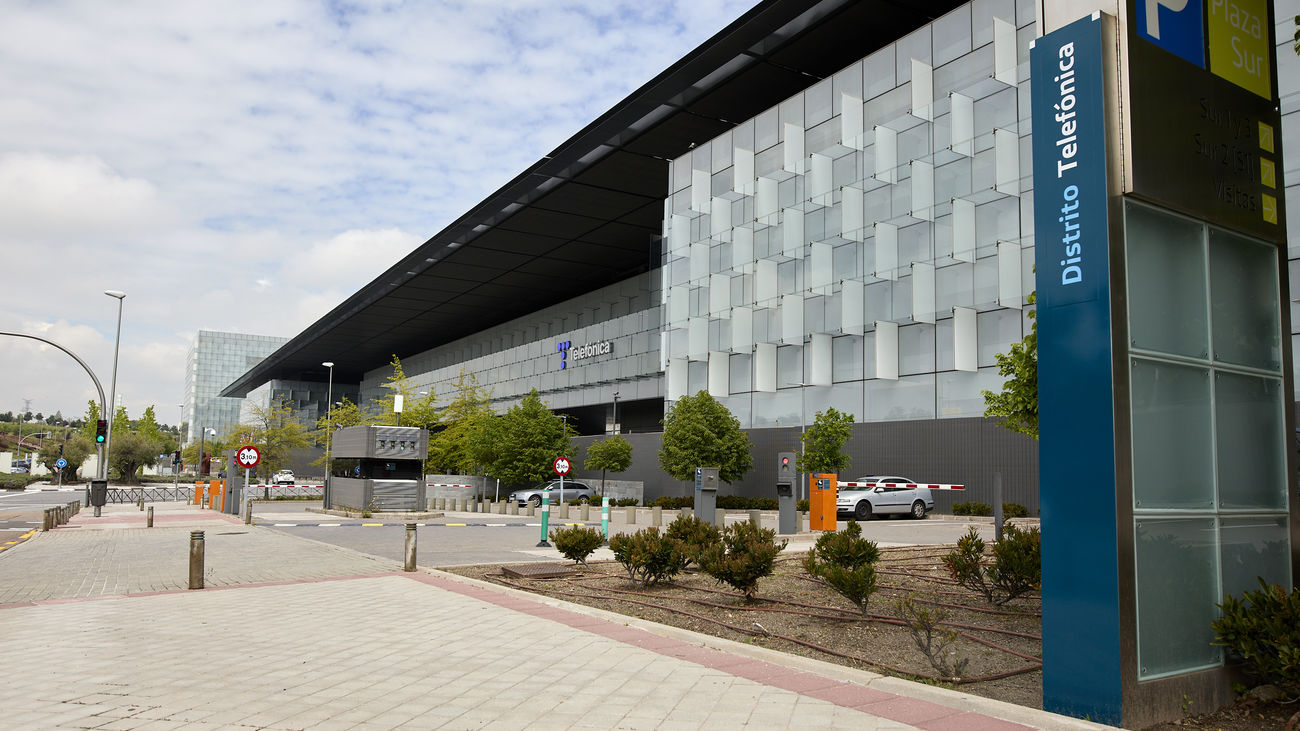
[223, 0, 965, 396]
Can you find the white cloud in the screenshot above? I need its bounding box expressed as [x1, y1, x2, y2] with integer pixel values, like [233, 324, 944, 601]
[0, 0, 760, 423]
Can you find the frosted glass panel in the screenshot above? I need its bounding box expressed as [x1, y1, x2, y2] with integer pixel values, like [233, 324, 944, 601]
[1126, 201, 1208, 358]
[875, 321, 899, 380]
[833, 335, 864, 382]
[950, 93, 974, 157]
[937, 368, 1003, 418]
[1209, 228, 1282, 371]
[912, 262, 935, 324]
[755, 260, 777, 305]
[731, 307, 753, 352]
[911, 59, 933, 121]
[810, 242, 832, 290]
[784, 123, 805, 174]
[809, 333, 833, 386]
[993, 17, 1018, 85]
[711, 196, 731, 236]
[1215, 372, 1287, 510]
[953, 306, 977, 372]
[710, 274, 731, 317]
[842, 280, 864, 335]
[784, 208, 805, 258]
[781, 294, 804, 345]
[667, 358, 687, 401]
[1130, 359, 1213, 509]
[952, 198, 975, 262]
[671, 214, 690, 255]
[1221, 517, 1292, 601]
[865, 374, 935, 421]
[668, 286, 688, 325]
[994, 129, 1020, 196]
[708, 351, 730, 397]
[997, 241, 1022, 308]
[754, 342, 777, 392]
[756, 177, 779, 219]
[733, 147, 755, 195]
[841, 93, 864, 149]
[1135, 519, 1221, 679]
[875, 126, 898, 184]
[810, 154, 833, 205]
[911, 160, 934, 221]
[690, 243, 710, 282]
[875, 222, 899, 280]
[733, 226, 753, 269]
[842, 186, 865, 241]
[691, 169, 710, 212]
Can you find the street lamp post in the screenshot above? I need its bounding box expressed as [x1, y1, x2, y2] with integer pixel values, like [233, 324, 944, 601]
[322, 362, 334, 483]
[783, 380, 807, 501]
[103, 290, 125, 485]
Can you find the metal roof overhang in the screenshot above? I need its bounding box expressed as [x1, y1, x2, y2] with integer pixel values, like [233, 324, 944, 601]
[222, 0, 964, 397]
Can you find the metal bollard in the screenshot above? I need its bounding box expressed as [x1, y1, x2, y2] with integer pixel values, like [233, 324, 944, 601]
[41, 508, 51, 531]
[652, 506, 662, 527]
[749, 509, 761, 528]
[404, 523, 417, 572]
[581, 503, 590, 521]
[625, 506, 636, 525]
[138, 495, 144, 511]
[245, 500, 253, 525]
[189, 531, 205, 590]
[147, 506, 154, 528]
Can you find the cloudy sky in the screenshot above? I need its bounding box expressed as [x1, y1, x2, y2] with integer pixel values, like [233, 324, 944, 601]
[0, 0, 759, 427]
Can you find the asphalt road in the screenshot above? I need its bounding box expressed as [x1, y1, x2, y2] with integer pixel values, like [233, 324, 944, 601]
[249, 500, 1006, 569]
[0, 486, 84, 544]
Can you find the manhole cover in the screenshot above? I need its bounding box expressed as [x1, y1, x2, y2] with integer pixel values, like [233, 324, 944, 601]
[502, 563, 576, 579]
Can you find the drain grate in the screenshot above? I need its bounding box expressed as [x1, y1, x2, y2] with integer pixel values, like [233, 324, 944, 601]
[502, 563, 576, 579]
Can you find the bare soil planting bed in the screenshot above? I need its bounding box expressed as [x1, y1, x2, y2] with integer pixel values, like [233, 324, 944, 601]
[446, 544, 1296, 729]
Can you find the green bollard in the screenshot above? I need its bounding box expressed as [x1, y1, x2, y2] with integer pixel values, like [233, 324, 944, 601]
[601, 496, 610, 544]
[537, 500, 551, 547]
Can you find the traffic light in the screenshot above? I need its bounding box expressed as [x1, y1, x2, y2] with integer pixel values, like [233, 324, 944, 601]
[776, 451, 795, 487]
[173, 450, 182, 464]
[94, 419, 107, 444]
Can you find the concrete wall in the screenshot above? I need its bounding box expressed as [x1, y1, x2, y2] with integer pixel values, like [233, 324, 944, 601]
[572, 418, 1038, 512]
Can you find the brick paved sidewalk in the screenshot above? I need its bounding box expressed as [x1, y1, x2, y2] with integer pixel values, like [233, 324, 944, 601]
[0, 503, 1113, 730]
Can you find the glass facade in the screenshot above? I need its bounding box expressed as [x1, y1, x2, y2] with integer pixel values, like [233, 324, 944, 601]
[182, 330, 289, 444]
[661, 1, 1037, 427]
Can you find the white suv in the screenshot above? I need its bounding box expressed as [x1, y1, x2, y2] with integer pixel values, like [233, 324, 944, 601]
[836, 476, 934, 521]
[272, 470, 295, 485]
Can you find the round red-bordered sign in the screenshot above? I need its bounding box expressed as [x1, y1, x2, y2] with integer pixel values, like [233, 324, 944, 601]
[553, 456, 571, 476]
[236, 445, 261, 469]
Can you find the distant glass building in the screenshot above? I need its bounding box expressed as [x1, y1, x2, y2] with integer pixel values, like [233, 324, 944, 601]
[182, 330, 289, 444]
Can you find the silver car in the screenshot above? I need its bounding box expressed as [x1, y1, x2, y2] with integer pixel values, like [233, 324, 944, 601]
[508, 480, 594, 507]
[836, 476, 934, 521]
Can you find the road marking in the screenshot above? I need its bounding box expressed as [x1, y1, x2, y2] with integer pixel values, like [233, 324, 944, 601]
[317, 523, 340, 526]
[445, 523, 467, 527]
[360, 523, 383, 527]
[273, 523, 297, 527]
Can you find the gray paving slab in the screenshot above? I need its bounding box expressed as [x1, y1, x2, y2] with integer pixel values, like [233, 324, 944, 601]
[0, 501, 1114, 730]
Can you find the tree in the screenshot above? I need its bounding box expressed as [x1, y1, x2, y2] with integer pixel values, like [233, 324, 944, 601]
[38, 435, 94, 482]
[238, 394, 312, 474]
[311, 396, 373, 468]
[659, 391, 752, 484]
[584, 435, 633, 496]
[487, 389, 573, 486]
[81, 400, 101, 443]
[108, 431, 163, 484]
[797, 407, 854, 476]
[376, 354, 437, 428]
[429, 370, 495, 474]
[981, 293, 1037, 439]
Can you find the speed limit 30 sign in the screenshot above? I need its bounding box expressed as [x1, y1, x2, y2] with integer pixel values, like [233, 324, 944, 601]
[236, 445, 261, 469]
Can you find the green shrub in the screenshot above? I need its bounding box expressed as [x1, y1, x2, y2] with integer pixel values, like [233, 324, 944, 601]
[550, 525, 604, 566]
[1213, 579, 1300, 693]
[941, 524, 1040, 605]
[802, 520, 880, 614]
[612, 498, 639, 507]
[1002, 502, 1029, 518]
[716, 496, 779, 510]
[665, 513, 721, 567]
[797, 499, 809, 512]
[699, 521, 787, 601]
[609, 528, 687, 586]
[651, 496, 694, 509]
[951, 502, 992, 516]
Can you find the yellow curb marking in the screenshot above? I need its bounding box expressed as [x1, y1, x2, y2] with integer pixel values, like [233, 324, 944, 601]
[361, 523, 384, 527]
[445, 523, 467, 526]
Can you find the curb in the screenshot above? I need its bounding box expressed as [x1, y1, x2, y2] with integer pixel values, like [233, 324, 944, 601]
[0, 529, 38, 555]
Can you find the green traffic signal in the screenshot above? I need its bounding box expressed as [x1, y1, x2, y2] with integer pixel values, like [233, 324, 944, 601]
[95, 419, 107, 444]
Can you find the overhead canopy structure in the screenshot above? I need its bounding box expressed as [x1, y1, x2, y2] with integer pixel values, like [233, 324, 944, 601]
[223, 0, 965, 396]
